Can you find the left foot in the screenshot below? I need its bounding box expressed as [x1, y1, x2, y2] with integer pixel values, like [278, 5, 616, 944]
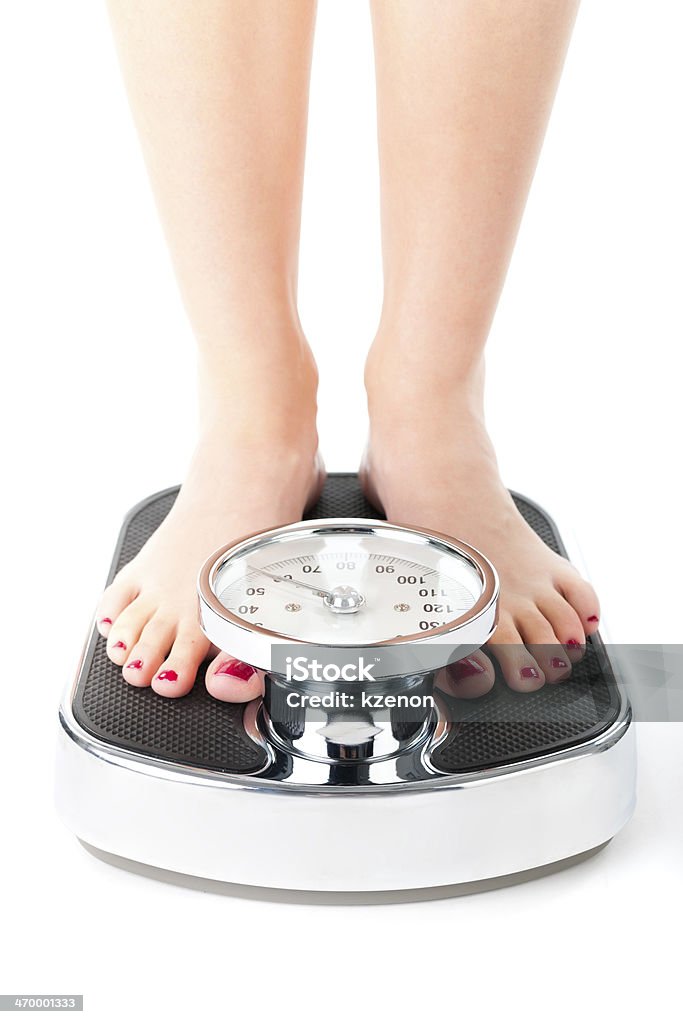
[95, 336, 322, 701]
[363, 354, 600, 695]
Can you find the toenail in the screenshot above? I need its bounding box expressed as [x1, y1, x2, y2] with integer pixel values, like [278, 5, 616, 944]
[216, 660, 255, 681]
[520, 667, 540, 679]
[551, 658, 568, 669]
[565, 639, 582, 649]
[588, 615, 599, 623]
[100, 617, 113, 626]
[112, 640, 127, 650]
[127, 659, 143, 670]
[157, 670, 178, 682]
[451, 657, 486, 680]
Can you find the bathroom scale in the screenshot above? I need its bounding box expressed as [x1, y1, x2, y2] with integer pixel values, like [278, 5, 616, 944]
[56, 474, 635, 893]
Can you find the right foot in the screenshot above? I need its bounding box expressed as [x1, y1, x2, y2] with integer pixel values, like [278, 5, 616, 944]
[96, 340, 322, 702]
[362, 344, 600, 698]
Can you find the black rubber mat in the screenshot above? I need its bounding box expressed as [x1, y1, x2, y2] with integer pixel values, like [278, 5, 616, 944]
[71, 474, 622, 775]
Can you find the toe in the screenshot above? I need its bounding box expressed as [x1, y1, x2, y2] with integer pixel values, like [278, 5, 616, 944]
[537, 591, 586, 663]
[121, 653, 153, 688]
[515, 605, 572, 684]
[489, 614, 546, 692]
[558, 571, 601, 637]
[121, 614, 176, 687]
[96, 575, 138, 637]
[529, 642, 572, 683]
[152, 627, 211, 699]
[105, 597, 154, 666]
[436, 652, 496, 699]
[205, 656, 263, 703]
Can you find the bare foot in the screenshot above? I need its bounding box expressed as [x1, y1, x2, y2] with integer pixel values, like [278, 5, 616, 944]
[96, 338, 322, 702]
[363, 356, 600, 695]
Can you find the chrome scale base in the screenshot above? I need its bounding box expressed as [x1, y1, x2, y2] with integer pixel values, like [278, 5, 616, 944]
[55, 476, 636, 893]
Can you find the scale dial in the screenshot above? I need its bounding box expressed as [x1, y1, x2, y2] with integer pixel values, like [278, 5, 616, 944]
[198, 519, 499, 674]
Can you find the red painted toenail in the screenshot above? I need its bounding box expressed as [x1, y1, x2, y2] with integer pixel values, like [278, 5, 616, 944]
[157, 670, 178, 682]
[451, 657, 485, 680]
[100, 617, 113, 626]
[127, 660, 143, 670]
[566, 639, 582, 649]
[113, 640, 126, 650]
[216, 660, 255, 681]
[551, 658, 568, 669]
[520, 667, 540, 679]
[588, 615, 599, 623]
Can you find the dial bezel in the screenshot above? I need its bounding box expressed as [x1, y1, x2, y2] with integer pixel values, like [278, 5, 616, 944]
[197, 518, 499, 672]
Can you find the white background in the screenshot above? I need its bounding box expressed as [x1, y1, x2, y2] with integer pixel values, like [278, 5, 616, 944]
[1, 1, 682, 1021]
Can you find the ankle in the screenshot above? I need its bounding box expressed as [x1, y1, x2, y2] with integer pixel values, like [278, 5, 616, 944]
[365, 330, 485, 421]
[197, 326, 319, 437]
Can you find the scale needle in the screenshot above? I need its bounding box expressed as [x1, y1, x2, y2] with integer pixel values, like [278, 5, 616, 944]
[247, 565, 334, 600]
[247, 565, 366, 614]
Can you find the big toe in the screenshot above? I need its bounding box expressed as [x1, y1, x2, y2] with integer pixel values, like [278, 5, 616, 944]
[436, 652, 496, 699]
[205, 656, 263, 703]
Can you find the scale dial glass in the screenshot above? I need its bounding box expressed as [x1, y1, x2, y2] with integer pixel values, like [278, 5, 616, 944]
[202, 520, 497, 647]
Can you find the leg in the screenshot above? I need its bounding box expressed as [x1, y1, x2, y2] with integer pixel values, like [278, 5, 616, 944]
[98, 0, 321, 699]
[364, 0, 599, 692]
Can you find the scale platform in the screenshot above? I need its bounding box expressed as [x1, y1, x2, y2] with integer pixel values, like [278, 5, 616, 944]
[56, 474, 636, 894]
